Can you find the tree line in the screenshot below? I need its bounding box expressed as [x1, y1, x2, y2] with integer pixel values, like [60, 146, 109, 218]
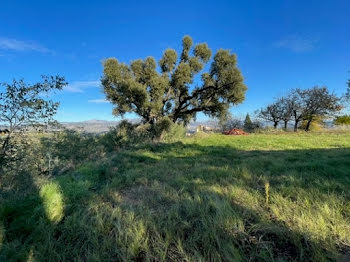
[257, 86, 343, 131]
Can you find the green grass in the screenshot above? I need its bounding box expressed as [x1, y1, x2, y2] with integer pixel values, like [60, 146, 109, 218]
[1, 132, 350, 261]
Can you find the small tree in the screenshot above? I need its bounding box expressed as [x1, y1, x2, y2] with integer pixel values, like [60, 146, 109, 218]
[300, 115, 325, 131]
[102, 35, 247, 137]
[287, 89, 308, 132]
[286, 87, 341, 131]
[301, 86, 342, 131]
[258, 102, 282, 129]
[218, 111, 243, 131]
[244, 113, 253, 131]
[279, 97, 293, 129]
[0, 76, 67, 167]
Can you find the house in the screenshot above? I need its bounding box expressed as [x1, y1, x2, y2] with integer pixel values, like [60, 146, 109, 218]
[196, 125, 215, 133]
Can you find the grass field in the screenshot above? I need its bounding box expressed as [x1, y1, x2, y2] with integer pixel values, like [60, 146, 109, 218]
[1, 132, 350, 261]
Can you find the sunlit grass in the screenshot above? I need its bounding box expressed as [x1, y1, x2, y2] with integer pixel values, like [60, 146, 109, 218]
[39, 182, 64, 224]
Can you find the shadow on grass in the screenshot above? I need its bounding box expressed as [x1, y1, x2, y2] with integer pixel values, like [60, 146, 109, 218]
[1, 141, 350, 261]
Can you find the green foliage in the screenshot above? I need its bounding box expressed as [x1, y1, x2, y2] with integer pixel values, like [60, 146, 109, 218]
[243, 113, 253, 131]
[300, 86, 342, 131]
[159, 122, 186, 142]
[300, 116, 325, 131]
[102, 35, 247, 136]
[334, 115, 350, 125]
[101, 119, 184, 149]
[41, 130, 103, 167]
[0, 76, 67, 168]
[101, 120, 151, 151]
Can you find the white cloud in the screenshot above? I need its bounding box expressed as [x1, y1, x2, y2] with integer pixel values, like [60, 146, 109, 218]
[275, 34, 318, 53]
[0, 37, 53, 54]
[88, 99, 109, 103]
[64, 80, 100, 93]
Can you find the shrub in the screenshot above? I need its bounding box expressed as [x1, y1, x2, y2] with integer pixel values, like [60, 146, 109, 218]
[300, 116, 325, 131]
[334, 115, 350, 125]
[160, 122, 186, 142]
[40, 130, 104, 174]
[100, 120, 151, 151]
[101, 118, 184, 150]
[148, 117, 172, 140]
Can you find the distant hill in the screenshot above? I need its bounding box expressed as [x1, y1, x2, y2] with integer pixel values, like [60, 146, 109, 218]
[1, 119, 220, 133]
[60, 119, 220, 133]
[60, 120, 120, 133]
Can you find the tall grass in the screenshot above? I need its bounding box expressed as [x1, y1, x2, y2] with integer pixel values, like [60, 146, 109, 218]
[0, 132, 350, 261]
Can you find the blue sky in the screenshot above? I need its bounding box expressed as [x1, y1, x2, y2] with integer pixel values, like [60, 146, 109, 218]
[1, 0, 349, 122]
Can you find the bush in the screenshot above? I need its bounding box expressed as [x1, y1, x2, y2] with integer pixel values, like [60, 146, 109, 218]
[300, 116, 325, 131]
[100, 120, 150, 151]
[40, 130, 104, 174]
[160, 122, 186, 142]
[101, 119, 185, 150]
[334, 115, 350, 125]
[149, 117, 172, 140]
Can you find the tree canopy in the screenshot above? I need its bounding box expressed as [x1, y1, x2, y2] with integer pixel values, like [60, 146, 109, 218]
[258, 101, 283, 128]
[299, 86, 342, 131]
[101, 35, 247, 132]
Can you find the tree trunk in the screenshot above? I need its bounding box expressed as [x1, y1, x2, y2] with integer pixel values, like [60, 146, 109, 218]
[284, 121, 288, 129]
[273, 122, 278, 129]
[305, 119, 313, 131]
[294, 120, 299, 132]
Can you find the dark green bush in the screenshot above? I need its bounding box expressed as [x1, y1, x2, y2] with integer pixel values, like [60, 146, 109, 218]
[40, 130, 104, 172]
[100, 120, 151, 151]
[160, 122, 186, 142]
[334, 115, 350, 125]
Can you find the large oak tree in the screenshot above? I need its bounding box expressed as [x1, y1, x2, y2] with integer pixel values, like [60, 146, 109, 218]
[101, 36, 247, 131]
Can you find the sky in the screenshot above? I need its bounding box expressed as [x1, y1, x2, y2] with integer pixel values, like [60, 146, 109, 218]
[1, 0, 349, 122]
